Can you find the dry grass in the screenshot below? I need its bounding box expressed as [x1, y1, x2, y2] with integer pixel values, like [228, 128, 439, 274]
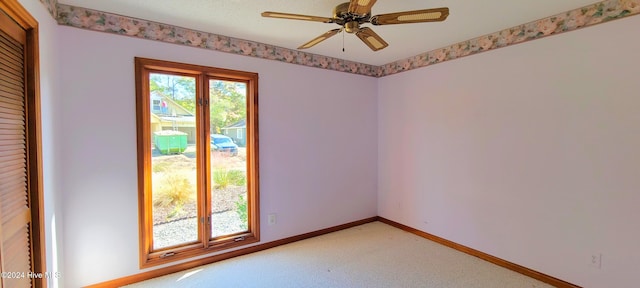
[152, 171, 196, 211]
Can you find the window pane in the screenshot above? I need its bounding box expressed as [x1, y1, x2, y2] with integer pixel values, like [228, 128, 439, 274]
[149, 73, 199, 249]
[210, 80, 248, 238]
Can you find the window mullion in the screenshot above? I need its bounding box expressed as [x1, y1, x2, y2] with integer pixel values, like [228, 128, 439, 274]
[198, 74, 212, 248]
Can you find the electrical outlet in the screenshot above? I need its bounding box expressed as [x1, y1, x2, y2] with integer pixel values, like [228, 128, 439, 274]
[268, 213, 277, 225]
[590, 253, 602, 269]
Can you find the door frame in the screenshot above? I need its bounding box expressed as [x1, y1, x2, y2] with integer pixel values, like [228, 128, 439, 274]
[0, 0, 46, 286]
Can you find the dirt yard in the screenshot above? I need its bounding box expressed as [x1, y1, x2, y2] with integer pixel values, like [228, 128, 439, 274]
[151, 145, 248, 225]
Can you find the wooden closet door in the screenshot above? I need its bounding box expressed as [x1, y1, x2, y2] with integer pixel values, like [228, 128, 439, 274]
[0, 9, 32, 288]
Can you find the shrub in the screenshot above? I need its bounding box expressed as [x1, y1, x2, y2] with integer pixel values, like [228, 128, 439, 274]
[212, 169, 230, 189]
[213, 169, 246, 189]
[153, 172, 195, 212]
[235, 194, 248, 230]
[228, 170, 246, 186]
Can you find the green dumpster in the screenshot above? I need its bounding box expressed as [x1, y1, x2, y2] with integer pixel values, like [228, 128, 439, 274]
[153, 131, 188, 155]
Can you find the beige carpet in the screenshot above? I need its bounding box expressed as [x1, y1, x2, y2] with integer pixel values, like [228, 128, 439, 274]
[125, 222, 554, 288]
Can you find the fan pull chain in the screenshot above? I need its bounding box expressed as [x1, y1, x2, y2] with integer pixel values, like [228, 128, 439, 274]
[342, 29, 345, 52]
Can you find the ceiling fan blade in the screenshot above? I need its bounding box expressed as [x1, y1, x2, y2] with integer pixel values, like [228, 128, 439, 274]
[371, 7, 449, 25]
[298, 29, 342, 49]
[348, 0, 377, 15]
[262, 11, 334, 23]
[355, 27, 388, 51]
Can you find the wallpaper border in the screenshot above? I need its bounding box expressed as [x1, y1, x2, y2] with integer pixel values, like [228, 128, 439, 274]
[49, 0, 640, 78]
[55, 4, 381, 77]
[38, 0, 56, 19]
[382, 0, 640, 76]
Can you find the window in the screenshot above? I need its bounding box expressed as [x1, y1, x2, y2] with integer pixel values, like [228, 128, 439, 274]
[135, 57, 259, 267]
[237, 128, 244, 140]
[152, 99, 161, 112]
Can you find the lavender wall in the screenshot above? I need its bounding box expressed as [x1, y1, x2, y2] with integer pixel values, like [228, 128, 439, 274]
[378, 15, 640, 287]
[56, 27, 378, 287]
[18, 0, 640, 286]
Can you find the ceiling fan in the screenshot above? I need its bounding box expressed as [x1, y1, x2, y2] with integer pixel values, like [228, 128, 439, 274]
[261, 0, 449, 51]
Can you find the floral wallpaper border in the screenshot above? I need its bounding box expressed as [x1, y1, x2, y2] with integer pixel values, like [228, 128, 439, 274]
[38, 0, 56, 19]
[383, 0, 640, 76]
[55, 4, 381, 77]
[50, 0, 640, 78]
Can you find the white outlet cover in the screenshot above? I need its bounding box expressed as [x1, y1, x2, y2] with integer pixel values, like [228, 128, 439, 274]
[268, 214, 277, 225]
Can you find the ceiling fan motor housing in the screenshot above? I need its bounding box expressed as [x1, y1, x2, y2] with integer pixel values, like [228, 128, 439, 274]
[333, 2, 351, 19]
[334, 2, 370, 33]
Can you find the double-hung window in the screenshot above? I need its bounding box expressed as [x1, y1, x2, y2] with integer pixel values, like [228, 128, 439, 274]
[135, 57, 259, 267]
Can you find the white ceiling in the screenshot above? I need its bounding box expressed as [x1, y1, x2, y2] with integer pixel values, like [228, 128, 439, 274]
[58, 0, 600, 66]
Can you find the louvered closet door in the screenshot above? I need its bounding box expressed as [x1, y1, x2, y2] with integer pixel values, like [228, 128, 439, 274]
[0, 9, 31, 288]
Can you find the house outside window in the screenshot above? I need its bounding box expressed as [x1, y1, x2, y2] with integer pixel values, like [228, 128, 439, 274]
[221, 119, 246, 147]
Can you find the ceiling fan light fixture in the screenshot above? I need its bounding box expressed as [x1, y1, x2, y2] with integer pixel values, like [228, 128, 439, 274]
[345, 21, 360, 33]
